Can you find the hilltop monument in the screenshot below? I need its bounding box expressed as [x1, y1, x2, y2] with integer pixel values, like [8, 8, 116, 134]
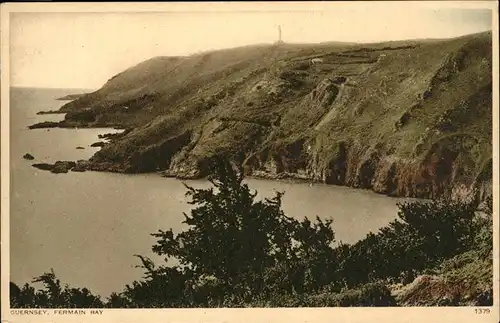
[276, 25, 284, 44]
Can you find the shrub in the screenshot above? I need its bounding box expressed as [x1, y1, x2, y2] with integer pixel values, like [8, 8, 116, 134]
[10, 269, 104, 308]
[305, 282, 396, 307]
[146, 157, 337, 305]
[334, 198, 479, 288]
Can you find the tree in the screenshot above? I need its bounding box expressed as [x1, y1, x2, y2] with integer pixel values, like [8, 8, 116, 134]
[10, 269, 103, 308]
[334, 198, 480, 288]
[146, 157, 337, 304]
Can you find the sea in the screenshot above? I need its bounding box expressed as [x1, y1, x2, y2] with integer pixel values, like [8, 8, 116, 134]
[8, 87, 412, 298]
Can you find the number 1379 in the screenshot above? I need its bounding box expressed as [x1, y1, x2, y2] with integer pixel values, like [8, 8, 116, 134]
[475, 308, 491, 314]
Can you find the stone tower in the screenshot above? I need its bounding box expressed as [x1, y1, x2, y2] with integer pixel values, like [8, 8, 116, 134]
[277, 25, 284, 44]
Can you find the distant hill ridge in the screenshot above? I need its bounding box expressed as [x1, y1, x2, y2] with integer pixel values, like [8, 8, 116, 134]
[41, 31, 492, 200]
[57, 93, 88, 101]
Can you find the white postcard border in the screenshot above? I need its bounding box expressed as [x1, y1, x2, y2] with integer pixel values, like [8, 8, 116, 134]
[1, 2, 499, 323]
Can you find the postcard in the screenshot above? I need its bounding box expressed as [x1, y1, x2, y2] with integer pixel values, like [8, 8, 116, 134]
[1, 2, 498, 323]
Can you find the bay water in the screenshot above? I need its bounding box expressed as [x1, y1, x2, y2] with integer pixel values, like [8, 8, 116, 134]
[9, 87, 411, 297]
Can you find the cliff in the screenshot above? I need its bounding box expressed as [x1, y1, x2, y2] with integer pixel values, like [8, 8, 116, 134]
[47, 32, 493, 200]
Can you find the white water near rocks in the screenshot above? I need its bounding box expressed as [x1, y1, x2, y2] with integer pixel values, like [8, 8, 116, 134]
[9, 87, 414, 298]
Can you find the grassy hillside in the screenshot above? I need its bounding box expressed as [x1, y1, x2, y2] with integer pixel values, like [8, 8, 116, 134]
[44, 31, 492, 199]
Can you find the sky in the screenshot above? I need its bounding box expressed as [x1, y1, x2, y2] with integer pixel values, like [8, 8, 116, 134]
[6, 1, 495, 90]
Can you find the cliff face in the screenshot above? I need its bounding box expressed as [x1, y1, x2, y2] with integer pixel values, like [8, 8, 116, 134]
[56, 32, 493, 200]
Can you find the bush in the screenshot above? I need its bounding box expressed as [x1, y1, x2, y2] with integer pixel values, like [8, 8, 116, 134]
[334, 198, 480, 288]
[10, 269, 104, 308]
[305, 282, 396, 307]
[121, 157, 338, 306]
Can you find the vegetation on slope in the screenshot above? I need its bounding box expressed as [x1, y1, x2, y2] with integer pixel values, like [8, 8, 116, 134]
[29, 32, 492, 200]
[10, 159, 493, 307]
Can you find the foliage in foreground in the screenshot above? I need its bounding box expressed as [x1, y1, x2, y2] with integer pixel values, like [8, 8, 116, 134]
[10, 159, 493, 307]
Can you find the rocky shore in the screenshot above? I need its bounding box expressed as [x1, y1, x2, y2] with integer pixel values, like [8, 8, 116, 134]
[36, 110, 66, 115]
[32, 160, 90, 174]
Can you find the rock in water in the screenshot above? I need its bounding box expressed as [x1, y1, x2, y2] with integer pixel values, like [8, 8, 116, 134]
[71, 160, 90, 172]
[32, 161, 77, 174]
[23, 153, 35, 160]
[76, 146, 85, 149]
[32, 163, 55, 171]
[52, 161, 77, 174]
[37, 110, 65, 115]
[28, 121, 60, 129]
[90, 141, 105, 147]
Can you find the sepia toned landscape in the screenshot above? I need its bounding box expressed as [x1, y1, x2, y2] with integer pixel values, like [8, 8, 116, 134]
[2, 2, 496, 311]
